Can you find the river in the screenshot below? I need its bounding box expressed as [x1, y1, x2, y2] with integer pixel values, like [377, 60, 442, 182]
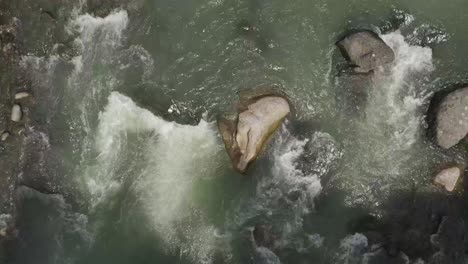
[3, 0, 468, 263]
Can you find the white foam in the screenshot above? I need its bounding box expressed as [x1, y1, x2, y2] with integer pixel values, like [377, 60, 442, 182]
[229, 125, 340, 244]
[268, 127, 322, 214]
[0, 214, 12, 230]
[89, 92, 224, 263]
[69, 10, 129, 50]
[342, 30, 434, 207]
[336, 233, 368, 264]
[307, 233, 325, 248]
[380, 31, 433, 150]
[367, 30, 433, 155]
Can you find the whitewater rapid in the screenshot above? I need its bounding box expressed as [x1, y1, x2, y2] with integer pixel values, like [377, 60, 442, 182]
[14, 4, 452, 264]
[338, 28, 435, 208]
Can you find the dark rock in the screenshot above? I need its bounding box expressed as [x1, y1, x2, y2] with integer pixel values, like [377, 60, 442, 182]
[431, 87, 468, 149]
[253, 224, 277, 249]
[336, 30, 395, 73]
[296, 131, 341, 186]
[362, 249, 409, 264]
[379, 187, 465, 262]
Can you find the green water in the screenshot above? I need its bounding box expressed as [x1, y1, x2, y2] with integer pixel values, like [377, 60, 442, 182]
[7, 0, 468, 263]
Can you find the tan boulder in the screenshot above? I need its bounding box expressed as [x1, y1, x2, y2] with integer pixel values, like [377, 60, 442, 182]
[434, 166, 463, 192]
[218, 91, 291, 173]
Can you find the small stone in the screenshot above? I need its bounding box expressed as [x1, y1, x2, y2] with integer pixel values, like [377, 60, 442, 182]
[1, 131, 9, 141]
[434, 167, 462, 192]
[10, 104, 22, 122]
[14, 91, 32, 100]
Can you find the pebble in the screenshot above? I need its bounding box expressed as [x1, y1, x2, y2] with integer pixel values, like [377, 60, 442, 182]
[14, 91, 32, 100]
[10, 104, 22, 122]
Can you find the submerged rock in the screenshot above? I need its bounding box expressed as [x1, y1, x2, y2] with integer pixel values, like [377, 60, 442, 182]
[336, 30, 395, 73]
[253, 224, 277, 249]
[434, 166, 463, 192]
[10, 104, 22, 122]
[429, 216, 466, 263]
[218, 93, 290, 173]
[433, 87, 468, 149]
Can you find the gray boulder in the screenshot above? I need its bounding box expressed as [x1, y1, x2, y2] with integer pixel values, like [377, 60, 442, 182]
[434, 87, 468, 149]
[336, 30, 395, 73]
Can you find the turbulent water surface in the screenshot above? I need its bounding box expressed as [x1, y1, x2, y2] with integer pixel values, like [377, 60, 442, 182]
[4, 0, 468, 263]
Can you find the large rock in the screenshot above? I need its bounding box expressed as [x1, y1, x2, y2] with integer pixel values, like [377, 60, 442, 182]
[433, 87, 468, 149]
[218, 93, 290, 173]
[336, 30, 395, 73]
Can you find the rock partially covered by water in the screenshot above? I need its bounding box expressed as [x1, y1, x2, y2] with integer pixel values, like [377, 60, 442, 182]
[429, 216, 466, 263]
[434, 166, 463, 192]
[218, 92, 291, 173]
[336, 30, 395, 73]
[433, 87, 468, 149]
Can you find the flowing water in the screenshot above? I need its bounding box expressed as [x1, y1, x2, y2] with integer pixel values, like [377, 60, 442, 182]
[6, 0, 468, 263]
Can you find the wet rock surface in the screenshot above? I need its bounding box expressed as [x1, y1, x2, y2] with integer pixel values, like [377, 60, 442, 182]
[336, 30, 395, 73]
[218, 91, 291, 173]
[431, 87, 468, 149]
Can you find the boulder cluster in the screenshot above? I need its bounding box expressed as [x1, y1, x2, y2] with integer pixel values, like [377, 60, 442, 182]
[216, 29, 468, 262]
